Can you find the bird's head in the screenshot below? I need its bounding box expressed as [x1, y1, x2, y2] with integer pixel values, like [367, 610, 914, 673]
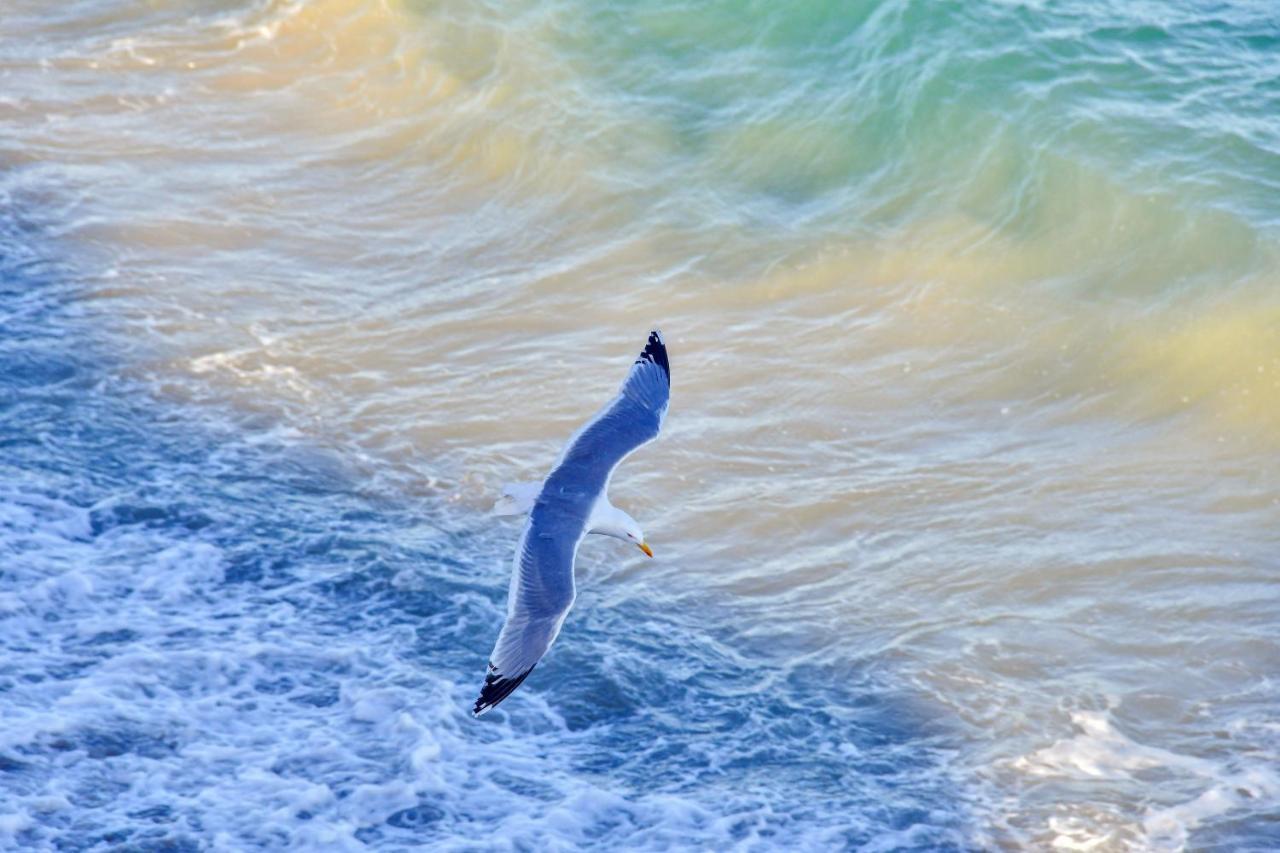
[594, 506, 653, 558]
[622, 523, 653, 558]
[609, 507, 655, 555]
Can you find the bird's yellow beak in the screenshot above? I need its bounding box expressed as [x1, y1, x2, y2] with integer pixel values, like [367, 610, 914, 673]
[638, 541, 653, 558]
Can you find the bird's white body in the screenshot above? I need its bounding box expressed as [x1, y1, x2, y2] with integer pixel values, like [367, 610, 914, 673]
[496, 483, 644, 544]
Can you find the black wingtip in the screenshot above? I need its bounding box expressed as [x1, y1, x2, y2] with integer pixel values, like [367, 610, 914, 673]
[472, 662, 536, 717]
[635, 330, 670, 383]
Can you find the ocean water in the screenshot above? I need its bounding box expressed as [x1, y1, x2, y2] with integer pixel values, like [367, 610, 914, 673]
[2, 0, 1279, 849]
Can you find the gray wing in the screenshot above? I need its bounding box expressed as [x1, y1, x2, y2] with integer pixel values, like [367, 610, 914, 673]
[473, 519, 581, 716]
[472, 331, 671, 716]
[547, 329, 671, 497]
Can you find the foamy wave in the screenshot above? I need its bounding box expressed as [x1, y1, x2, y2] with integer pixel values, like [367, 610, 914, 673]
[0, 448, 973, 849]
[1012, 710, 1280, 851]
[0, 486, 654, 847]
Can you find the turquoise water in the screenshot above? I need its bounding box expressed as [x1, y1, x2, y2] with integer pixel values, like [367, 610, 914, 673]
[551, 0, 1280, 229]
[2, 0, 1279, 848]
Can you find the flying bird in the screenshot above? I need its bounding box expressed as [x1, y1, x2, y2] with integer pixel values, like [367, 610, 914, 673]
[473, 331, 671, 716]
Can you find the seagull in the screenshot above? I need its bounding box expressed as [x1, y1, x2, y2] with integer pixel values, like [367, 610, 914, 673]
[473, 331, 671, 717]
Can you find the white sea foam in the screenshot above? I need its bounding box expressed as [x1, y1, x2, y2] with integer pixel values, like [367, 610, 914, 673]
[1013, 710, 1280, 851]
[1, 477, 968, 849]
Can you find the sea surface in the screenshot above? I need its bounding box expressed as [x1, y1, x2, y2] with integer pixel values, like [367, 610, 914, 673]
[2, 0, 1279, 849]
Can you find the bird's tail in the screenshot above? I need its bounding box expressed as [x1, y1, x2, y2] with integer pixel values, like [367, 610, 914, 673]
[492, 481, 540, 517]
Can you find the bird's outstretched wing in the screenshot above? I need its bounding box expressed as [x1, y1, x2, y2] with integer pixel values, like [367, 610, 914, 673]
[473, 331, 671, 717]
[548, 329, 671, 496]
[473, 523, 580, 716]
